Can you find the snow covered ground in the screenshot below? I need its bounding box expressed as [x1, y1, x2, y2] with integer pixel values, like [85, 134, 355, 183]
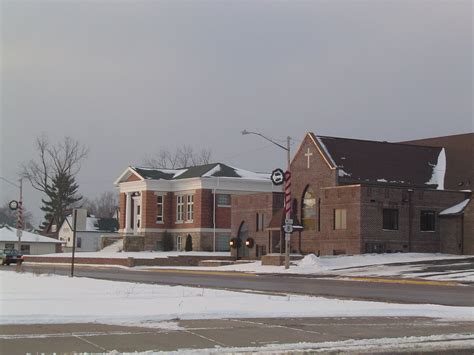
[0, 271, 472, 327]
[138, 253, 474, 282]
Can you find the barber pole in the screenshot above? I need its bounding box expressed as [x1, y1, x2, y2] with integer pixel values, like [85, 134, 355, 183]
[16, 201, 23, 230]
[284, 171, 292, 217]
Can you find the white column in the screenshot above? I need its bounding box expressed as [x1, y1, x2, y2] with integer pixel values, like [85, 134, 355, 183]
[125, 192, 132, 233]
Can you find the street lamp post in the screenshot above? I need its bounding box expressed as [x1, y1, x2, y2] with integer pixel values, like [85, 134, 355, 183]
[241, 130, 292, 269]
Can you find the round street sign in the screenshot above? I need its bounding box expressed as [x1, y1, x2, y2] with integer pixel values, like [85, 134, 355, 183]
[9, 200, 19, 211]
[283, 224, 294, 233]
[271, 168, 285, 185]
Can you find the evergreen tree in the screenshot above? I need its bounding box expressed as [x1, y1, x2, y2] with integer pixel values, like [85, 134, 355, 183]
[40, 172, 82, 231]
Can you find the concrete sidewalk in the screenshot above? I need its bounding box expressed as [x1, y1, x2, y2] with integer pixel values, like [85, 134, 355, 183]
[1, 317, 473, 354]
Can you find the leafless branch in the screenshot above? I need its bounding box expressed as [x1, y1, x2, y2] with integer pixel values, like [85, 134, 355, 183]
[143, 146, 212, 169]
[21, 135, 88, 194]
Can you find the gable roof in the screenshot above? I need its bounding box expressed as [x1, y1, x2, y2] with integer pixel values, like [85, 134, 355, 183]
[310, 133, 446, 189]
[118, 163, 270, 183]
[0, 225, 63, 244]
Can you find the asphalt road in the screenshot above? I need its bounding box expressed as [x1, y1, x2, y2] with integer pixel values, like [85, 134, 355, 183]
[14, 263, 474, 307]
[1, 317, 473, 354]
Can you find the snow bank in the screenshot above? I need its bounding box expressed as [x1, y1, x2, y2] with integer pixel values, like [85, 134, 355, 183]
[299, 254, 319, 267]
[0, 271, 472, 327]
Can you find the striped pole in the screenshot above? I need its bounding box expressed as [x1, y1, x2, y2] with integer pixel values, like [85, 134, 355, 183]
[284, 171, 292, 217]
[16, 201, 23, 230]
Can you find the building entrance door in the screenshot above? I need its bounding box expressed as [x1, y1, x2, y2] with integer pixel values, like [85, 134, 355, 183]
[237, 221, 249, 258]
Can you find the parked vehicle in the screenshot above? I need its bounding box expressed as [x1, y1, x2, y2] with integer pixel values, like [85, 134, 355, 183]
[0, 249, 23, 265]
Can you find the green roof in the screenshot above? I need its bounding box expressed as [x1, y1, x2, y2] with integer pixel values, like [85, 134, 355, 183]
[131, 163, 269, 181]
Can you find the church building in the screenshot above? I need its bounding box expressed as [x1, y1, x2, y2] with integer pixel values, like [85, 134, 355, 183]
[231, 132, 473, 258]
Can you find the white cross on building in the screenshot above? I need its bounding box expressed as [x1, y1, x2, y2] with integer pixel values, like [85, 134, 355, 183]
[305, 148, 313, 169]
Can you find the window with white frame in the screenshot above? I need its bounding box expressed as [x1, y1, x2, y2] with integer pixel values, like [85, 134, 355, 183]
[186, 194, 194, 221]
[156, 195, 164, 223]
[176, 236, 183, 251]
[176, 195, 184, 222]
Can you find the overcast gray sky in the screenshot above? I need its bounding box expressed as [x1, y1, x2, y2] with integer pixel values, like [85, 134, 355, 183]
[1, 0, 472, 226]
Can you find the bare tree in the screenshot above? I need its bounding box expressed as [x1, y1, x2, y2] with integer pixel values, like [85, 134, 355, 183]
[143, 145, 212, 169]
[82, 191, 118, 218]
[22, 135, 88, 229]
[22, 135, 89, 194]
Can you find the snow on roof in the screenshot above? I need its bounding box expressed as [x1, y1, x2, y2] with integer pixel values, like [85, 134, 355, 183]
[439, 199, 471, 216]
[202, 164, 222, 177]
[129, 163, 270, 181]
[65, 216, 106, 232]
[228, 165, 270, 181]
[0, 226, 63, 244]
[425, 148, 446, 190]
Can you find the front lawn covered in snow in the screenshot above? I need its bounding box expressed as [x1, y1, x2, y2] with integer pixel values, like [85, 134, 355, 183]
[0, 270, 472, 327]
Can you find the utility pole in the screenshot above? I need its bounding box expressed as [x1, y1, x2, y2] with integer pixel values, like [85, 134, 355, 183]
[17, 178, 23, 252]
[241, 130, 292, 269]
[71, 209, 78, 277]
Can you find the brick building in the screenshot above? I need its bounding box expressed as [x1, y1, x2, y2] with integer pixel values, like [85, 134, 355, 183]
[231, 132, 473, 258]
[114, 163, 276, 251]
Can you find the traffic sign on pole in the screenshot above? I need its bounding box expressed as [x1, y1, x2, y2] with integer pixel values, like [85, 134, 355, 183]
[270, 168, 285, 185]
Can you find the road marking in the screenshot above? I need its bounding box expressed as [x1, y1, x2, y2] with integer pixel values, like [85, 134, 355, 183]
[340, 277, 461, 287]
[143, 269, 256, 277]
[73, 335, 109, 351]
[182, 330, 227, 347]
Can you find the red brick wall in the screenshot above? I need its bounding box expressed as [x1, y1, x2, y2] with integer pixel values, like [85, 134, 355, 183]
[231, 192, 283, 258]
[315, 185, 362, 255]
[462, 200, 474, 255]
[439, 216, 463, 254]
[289, 134, 338, 254]
[119, 193, 126, 230]
[360, 187, 469, 253]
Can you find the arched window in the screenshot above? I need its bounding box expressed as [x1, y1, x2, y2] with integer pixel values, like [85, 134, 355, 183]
[302, 186, 316, 230]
